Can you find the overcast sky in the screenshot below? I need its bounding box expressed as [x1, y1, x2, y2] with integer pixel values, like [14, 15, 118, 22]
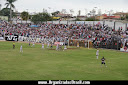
[0, 0, 128, 15]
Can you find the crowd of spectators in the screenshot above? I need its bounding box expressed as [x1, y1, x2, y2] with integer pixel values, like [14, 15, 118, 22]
[0, 19, 128, 49]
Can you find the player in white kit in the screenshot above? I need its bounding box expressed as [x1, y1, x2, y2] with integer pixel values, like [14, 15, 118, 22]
[20, 45, 23, 53]
[47, 42, 50, 48]
[42, 43, 44, 49]
[63, 45, 67, 51]
[96, 48, 99, 59]
[31, 42, 35, 47]
[56, 44, 59, 51]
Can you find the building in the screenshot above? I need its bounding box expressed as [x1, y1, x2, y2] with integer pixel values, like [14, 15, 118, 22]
[76, 16, 87, 20]
[96, 14, 120, 20]
[113, 12, 128, 18]
[95, 15, 104, 20]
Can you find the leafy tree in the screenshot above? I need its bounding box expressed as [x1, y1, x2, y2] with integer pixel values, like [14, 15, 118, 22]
[5, 0, 17, 21]
[51, 11, 60, 16]
[75, 18, 81, 21]
[31, 14, 42, 24]
[0, 8, 15, 17]
[42, 12, 52, 21]
[121, 17, 125, 20]
[21, 11, 29, 20]
[126, 15, 128, 20]
[31, 12, 52, 24]
[86, 17, 99, 21]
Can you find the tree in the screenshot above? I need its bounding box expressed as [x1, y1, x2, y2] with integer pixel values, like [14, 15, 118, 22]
[0, 8, 10, 16]
[43, 8, 48, 13]
[61, 9, 67, 14]
[42, 12, 52, 21]
[126, 14, 128, 20]
[31, 12, 52, 24]
[121, 17, 125, 20]
[51, 11, 60, 16]
[75, 18, 81, 21]
[5, 0, 17, 21]
[31, 14, 41, 24]
[21, 11, 29, 20]
[0, 8, 15, 17]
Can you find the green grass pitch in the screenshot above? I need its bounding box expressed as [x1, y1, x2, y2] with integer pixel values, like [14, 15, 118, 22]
[0, 41, 128, 80]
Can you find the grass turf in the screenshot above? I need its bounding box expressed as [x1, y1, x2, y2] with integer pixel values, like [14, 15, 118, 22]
[0, 41, 128, 80]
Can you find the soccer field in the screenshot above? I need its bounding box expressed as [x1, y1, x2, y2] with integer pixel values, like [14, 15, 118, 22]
[0, 41, 128, 80]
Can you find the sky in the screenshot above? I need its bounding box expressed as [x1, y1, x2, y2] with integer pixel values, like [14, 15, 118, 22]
[0, 0, 128, 16]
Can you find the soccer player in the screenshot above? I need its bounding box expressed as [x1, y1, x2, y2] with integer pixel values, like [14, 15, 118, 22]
[63, 45, 67, 51]
[29, 41, 31, 46]
[20, 44, 23, 53]
[50, 43, 53, 49]
[77, 42, 79, 48]
[101, 57, 107, 67]
[59, 45, 62, 51]
[47, 42, 50, 48]
[56, 44, 59, 51]
[96, 48, 99, 59]
[64, 45, 67, 50]
[42, 43, 44, 49]
[85, 42, 87, 48]
[31, 42, 35, 47]
[13, 42, 15, 49]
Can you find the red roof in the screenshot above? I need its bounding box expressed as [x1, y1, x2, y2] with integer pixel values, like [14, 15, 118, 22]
[102, 14, 120, 19]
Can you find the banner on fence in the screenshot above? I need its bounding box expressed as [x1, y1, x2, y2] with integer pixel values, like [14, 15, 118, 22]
[55, 42, 64, 45]
[5, 35, 18, 41]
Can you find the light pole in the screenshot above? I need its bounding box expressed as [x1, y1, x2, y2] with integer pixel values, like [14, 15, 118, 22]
[85, 9, 87, 16]
[94, 7, 98, 20]
[48, 7, 51, 15]
[26, 9, 28, 24]
[92, 7, 97, 26]
[85, 8, 87, 20]
[0, 4, 1, 11]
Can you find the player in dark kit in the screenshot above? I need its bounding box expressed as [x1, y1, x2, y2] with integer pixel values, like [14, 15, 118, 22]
[29, 41, 31, 46]
[101, 57, 107, 67]
[50, 43, 53, 49]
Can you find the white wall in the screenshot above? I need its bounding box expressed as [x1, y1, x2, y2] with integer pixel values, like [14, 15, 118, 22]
[94, 21, 103, 25]
[60, 21, 67, 24]
[47, 21, 53, 24]
[85, 21, 94, 25]
[53, 21, 59, 24]
[76, 21, 85, 24]
[68, 21, 76, 25]
[12, 20, 32, 24]
[104, 21, 114, 29]
[12, 20, 128, 31]
[115, 22, 126, 31]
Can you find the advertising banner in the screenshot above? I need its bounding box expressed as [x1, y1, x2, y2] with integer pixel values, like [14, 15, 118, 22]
[5, 35, 18, 41]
